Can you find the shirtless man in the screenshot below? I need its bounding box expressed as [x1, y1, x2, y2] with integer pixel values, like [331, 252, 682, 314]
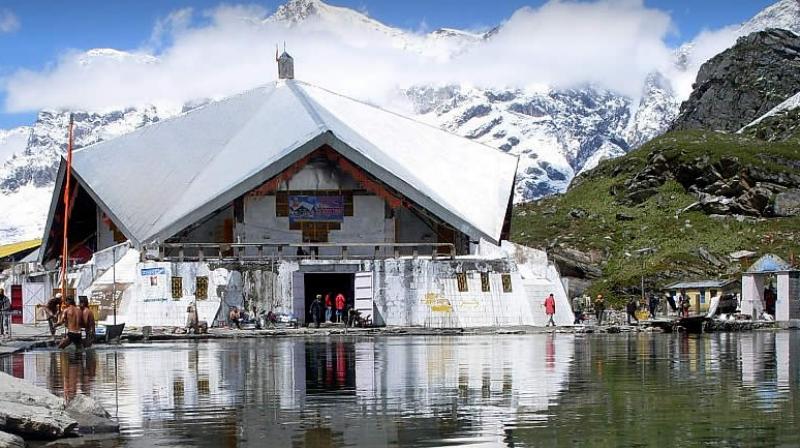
[79, 296, 95, 348]
[45, 293, 63, 337]
[57, 296, 83, 349]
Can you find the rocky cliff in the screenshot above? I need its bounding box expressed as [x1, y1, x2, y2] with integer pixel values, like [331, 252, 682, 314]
[672, 28, 800, 132]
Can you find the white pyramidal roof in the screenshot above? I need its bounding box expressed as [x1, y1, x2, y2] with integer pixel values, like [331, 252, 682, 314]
[55, 80, 518, 247]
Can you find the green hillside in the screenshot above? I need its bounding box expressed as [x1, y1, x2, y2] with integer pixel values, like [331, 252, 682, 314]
[511, 130, 800, 305]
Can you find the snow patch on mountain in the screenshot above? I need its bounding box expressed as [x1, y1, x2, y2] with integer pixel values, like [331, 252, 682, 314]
[742, 90, 800, 130]
[0, 184, 53, 243]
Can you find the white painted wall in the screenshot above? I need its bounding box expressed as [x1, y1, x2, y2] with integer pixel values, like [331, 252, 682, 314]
[741, 274, 765, 319]
[777, 272, 790, 321]
[241, 194, 394, 257]
[113, 262, 228, 327]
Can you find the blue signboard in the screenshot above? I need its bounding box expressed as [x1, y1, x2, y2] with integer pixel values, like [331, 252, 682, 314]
[141, 267, 166, 276]
[288, 195, 344, 223]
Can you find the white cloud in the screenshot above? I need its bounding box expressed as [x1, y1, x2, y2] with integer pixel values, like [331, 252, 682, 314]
[148, 7, 194, 50]
[666, 25, 743, 99]
[2, 0, 679, 113]
[0, 9, 20, 33]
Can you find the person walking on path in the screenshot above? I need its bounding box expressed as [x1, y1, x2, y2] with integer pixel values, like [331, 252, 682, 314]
[626, 298, 640, 325]
[335, 292, 346, 323]
[57, 296, 83, 350]
[649, 295, 659, 320]
[79, 296, 96, 348]
[594, 294, 606, 326]
[324, 293, 333, 323]
[310, 295, 322, 328]
[571, 296, 583, 325]
[544, 293, 557, 327]
[0, 288, 10, 337]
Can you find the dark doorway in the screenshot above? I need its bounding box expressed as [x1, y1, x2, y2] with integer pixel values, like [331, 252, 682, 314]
[303, 273, 354, 324]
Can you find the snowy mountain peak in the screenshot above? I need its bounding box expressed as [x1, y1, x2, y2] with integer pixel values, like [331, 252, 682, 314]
[268, 0, 325, 23]
[741, 0, 800, 35]
[267, 0, 393, 33]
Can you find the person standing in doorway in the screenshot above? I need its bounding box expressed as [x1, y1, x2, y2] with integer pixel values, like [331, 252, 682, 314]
[594, 294, 606, 326]
[544, 293, 556, 327]
[0, 288, 10, 337]
[571, 296, 583, 325]
[310, 295, 322, 328]
[335, 292, 346, 323]
[626, 297, 639, 325]
[324, 293, 333, 323]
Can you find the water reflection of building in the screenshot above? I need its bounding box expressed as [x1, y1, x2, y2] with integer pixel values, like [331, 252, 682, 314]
[741, 332, 797, 394]
[5, 336, 575, 447]
[240, 335, 576, 447]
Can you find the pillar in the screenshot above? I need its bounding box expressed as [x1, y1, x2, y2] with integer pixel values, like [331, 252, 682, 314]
[776, 272, 790, 322]
[741, 274, 764, 319]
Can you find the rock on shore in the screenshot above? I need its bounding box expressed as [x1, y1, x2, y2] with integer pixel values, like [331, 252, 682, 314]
[0, 431, 25, 448]
[0, 371, 118, 442]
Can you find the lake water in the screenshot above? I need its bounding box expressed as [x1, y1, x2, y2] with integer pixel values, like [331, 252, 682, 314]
[2, 332, 799, 447]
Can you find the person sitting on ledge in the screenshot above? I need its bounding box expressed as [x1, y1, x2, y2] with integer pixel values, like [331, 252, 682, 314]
[229, 306, 242, 330]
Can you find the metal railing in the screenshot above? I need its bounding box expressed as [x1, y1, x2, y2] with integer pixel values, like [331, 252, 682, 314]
[152, 242, 457, 262]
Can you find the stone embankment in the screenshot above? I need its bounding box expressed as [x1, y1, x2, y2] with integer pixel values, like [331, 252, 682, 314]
[0, 371, 119, 445]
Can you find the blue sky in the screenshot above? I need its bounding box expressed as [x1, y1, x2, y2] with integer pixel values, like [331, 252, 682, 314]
[0, 0, 779, 129]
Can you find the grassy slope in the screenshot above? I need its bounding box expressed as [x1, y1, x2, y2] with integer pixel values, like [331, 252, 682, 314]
[511, 130, 800, 305]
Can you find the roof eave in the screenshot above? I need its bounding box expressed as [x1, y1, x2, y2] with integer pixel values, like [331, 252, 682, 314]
[38, 159, 66, 263]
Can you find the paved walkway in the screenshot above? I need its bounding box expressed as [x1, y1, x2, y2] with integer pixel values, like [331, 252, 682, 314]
[0, 324, 57, 357]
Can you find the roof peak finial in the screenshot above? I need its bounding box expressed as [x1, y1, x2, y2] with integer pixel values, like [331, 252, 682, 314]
[276, 43, 294, 80]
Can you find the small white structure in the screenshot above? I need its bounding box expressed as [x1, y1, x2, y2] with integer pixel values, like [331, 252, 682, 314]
[741, 254, 800, 327]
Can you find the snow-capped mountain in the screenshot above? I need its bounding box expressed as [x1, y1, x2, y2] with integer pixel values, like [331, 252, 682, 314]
[405, 85, 631, 200]
[740, 0, 800, 35]
[0, 0, 798, 245]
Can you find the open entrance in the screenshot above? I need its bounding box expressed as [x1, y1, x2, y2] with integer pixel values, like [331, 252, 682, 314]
[304, 273, 354, 324]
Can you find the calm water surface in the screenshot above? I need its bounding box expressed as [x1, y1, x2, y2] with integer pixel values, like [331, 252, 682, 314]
[2, 332, 799, 447]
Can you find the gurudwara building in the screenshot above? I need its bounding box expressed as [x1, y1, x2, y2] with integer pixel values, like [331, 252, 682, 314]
[31, 54, 573, 328]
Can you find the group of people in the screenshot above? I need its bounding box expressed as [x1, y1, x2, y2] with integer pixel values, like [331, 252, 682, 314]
[44, 293, 96, 350]
[220, 305, 285, 331]
[308, 292, 349, 328]
[566, 292, 691, 326]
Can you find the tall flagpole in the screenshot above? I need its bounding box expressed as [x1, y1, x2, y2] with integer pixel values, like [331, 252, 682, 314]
[60, 114, 74, 302]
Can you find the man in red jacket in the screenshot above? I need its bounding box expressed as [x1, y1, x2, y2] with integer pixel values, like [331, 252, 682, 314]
[335, 293, 346, 323]
[544, 293, 556, 327]
[324, 293, 333, 323]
